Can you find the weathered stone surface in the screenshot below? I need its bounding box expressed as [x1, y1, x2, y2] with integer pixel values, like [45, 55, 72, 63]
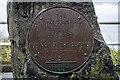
[7, 2, 119, 80]
[2, 65, 12, 72]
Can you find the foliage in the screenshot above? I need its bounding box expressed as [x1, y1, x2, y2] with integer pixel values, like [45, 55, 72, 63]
[110, 48, 120, 64]
[0, 38, 10, 43]
[116, 65, 120, 76]
[110, 48, 120, 76]
[0, 45, 11, 64]
[0, 38, 11, 64]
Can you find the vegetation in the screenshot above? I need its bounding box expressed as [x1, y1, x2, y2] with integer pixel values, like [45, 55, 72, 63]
[110, 48, 120, 64]
[0, 38, 10, 43]
[0, 46, 11, 64]
[0, 38, 11, 64]
[110, 48, 120, 76]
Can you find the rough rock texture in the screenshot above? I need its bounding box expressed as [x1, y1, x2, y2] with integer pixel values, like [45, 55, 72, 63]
[2, 65, 12, 72]
[7, 2, 119, 80]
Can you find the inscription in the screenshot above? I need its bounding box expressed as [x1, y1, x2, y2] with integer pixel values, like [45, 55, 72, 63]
[44, 20, 82, 26]
[28, 8, 94, 73]
[45, 61, 77, 64]
[29, 41, 93, 55]
[29, 42, 92, 48]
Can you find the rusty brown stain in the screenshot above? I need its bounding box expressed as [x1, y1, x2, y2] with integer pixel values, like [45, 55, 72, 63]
[28, 8, 94, 74]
